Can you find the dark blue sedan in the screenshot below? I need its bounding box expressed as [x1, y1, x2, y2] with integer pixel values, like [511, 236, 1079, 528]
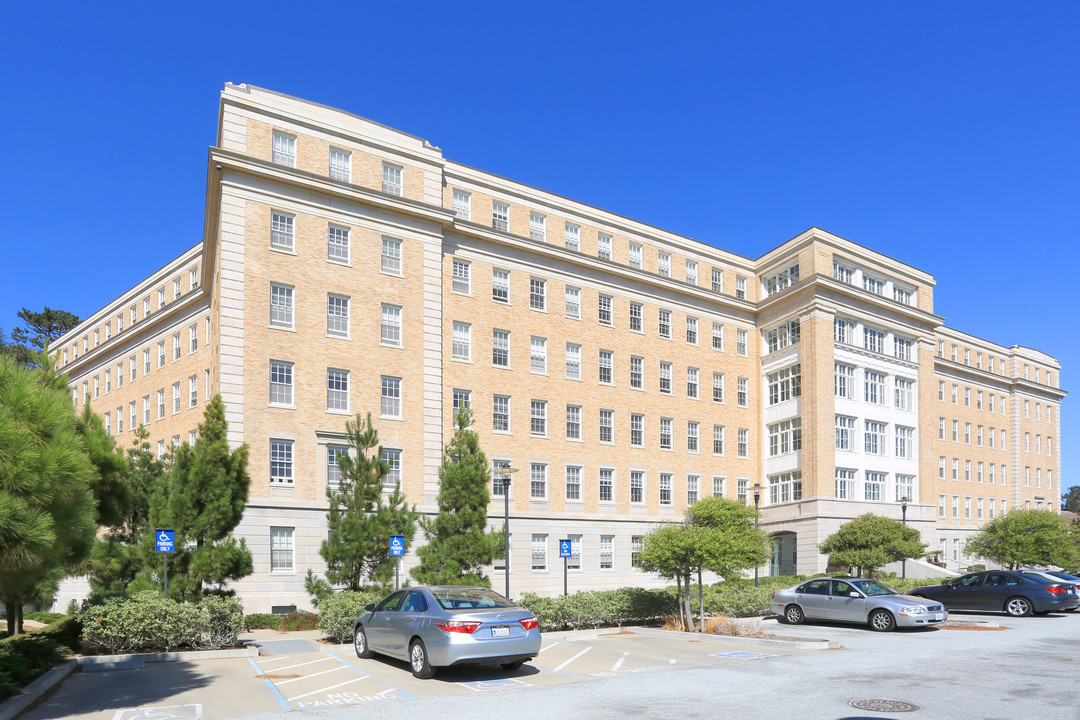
[911, 570, 1079, 616]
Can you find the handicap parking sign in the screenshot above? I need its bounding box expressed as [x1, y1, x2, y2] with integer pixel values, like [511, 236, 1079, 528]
[390, 535, 405, 557]
[155, 529, 175, 554]
[559, 539, 572, 558]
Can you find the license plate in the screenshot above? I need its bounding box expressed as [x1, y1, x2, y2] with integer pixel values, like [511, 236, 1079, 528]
[491, 626, 510, 638]
[934, 613, 943, 621]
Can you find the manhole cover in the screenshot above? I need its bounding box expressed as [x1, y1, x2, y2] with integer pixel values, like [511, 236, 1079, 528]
[848, 698, 919, 713]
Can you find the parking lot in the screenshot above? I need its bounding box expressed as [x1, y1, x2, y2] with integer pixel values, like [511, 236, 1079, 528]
[20, 629, 814, 720]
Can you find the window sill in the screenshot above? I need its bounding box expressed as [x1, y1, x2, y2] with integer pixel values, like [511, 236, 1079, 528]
[269, 404, 296, 411]
[269, 325, 298, 333]
[268, 245, 298, 256]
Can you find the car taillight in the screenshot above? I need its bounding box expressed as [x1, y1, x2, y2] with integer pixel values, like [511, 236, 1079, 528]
[771, 591, 775, 600]
[435, 621, 482, 633]
[1046, 586, 1066, 594]
[519, 616, 539, 631]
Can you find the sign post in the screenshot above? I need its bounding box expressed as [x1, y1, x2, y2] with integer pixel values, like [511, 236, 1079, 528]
[390, 535, 405, 590]
[559, 539, 572, 597]
[155, 529, 175, 599]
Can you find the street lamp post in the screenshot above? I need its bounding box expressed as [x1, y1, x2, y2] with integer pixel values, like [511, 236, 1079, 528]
[753, 483, 762, 587]
[901, 496, 909, 579]
[498, 467, 519, 599]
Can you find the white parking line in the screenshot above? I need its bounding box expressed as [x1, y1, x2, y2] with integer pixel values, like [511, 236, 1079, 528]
[553, 647, 591, 672]
[611, 653, 629, 672]
[286, 676, 371, 702]
[275, 666, 348, 685]
[256, 656, 291, 664]
[538, 641, 560, 653]
[268, 657, 334, 673]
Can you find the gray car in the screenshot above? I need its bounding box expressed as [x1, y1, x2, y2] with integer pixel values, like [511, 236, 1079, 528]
[771, 577, 948, 631]
[352, 586, 541, 678]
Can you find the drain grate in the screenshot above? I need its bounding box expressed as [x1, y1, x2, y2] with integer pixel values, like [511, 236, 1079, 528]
[847, 698, 920, 713]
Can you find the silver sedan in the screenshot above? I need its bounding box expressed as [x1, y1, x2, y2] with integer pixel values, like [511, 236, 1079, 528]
[771, 577, 948, 631]
[353, 586, 542, 678]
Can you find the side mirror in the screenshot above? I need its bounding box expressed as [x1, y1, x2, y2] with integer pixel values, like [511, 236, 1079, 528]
[364, 603, 375, 612]
[851, 592, 865, 599]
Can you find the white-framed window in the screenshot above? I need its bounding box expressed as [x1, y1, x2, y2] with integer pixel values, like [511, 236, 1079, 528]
[598, 232, 613, 260]
[895, 426, 914, 459]
[564, 222, 580, 251]
[711, 322, 724, 350]
[157, 389, 166, 419]
[565, 343, 581, 380]
[735, 276, 747, 299]
[327, 294, 350, 337]
[381, 237, 403, 275]
[598, 294, 614, 326]
[530, 400, 547, 436]
[143, 395, 151, 424]
[864, 420, 886, 455]
[657, 251, 671, 277]
[566, 404, 582, 440]
[129, 401, 137, 430]
[631, 413, 644, 447]
[270, 441, 294, 484]
[836, 415, 855, 450]
[329, 147, 351, 182]
[566, 535, 583, 570]
[599, 534, 614, 569]
[157, 341, 165, 368]
[452, 258, 471, 294]
[836, 468, 856, 499]
[492, 268, 510, 303]
[272, 131, 296, 167]
[713, 425, 725, 455]
[763, 264, 799, 296]
[530, 278, 546, 310]
[769, 471, 803, 503]
[381, 376, 402, 418]
[660, 473, 673, 505]
[530, 336, 547, 373]
[834, 363, 854, 399]
[660, 417, 673, 450]
[172, 333, 182, 361]
[532, 534, 547, 570]
[598, 350, 613, 384]
[270, 283, 294, 329]
[327, 224, 350, 263]
[452, 189, 471, 220]
[864, 327, 885, 354]
[269, 361, 293, 406]
[492, 201, 510, 231]
[600, 409, 614, 443]
[737, 377, 749, 407]
[105, 369, 112, 394]
[711, 267, 723, 292]
[712, 475, 725, 498]
[865, 371, 885, 405]
[893, 285, 913, 305]
[563, 285, 581, 319]
[659, 362, 672, 395]
[188, 324, 198, 354]
[629, 302, 643, 332]
[189, 375, 198, 408]
[864, 471, 886, 501]
[492, 459, 513, 498]
[687, 422, 700, 452]
[687, 367, 699, 398]
[327, 369, 349, 412]
[529, 212, 546, 241]
[895, 377, 914, 410]
[863, 274, 885, 295]
[565, 465, 582, 501]
[530, 463, 548, 500]
[270, 211, 295, 251]
[270, 527, 294, 571]
[629, 242, 643, 268]
[767, 364, 801, 405]
[380, 304, 402, 346]
[685, 259, 698, 284]
[833, 317, 855, 344]
[492, 329, 510, 367]
[631, 470, 645, 504]
[712, 372, 725, 403]
[894, 336, 913, 361]
[104, 411, 111, 436]
[493, 395, 510, 432]
[326, 444, 348, 489]
[599, 468, 615, 503]
[686, 316, 698, 345]
[737, 478, 748, 502]
[452, 322, 472, 361]
[736, 329, 748, 356]
[382, 162, 403, 196]
[630, 355, 644, 389]
[658, 309, 671, 339]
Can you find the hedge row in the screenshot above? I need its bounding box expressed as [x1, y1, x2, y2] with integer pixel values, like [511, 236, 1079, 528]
[80, 592, 245, 653]
[0, 617, 82, 702]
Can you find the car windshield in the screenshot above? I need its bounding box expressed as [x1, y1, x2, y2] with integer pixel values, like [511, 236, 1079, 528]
[849, 580, 897, 596]
[431, 587, 517, 610]
[1050, 572, 1080, 582]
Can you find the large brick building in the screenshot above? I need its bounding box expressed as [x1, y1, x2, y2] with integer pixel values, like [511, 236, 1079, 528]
[52, 84, 1065, 612]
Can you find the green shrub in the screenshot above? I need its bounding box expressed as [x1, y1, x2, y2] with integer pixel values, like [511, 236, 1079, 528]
[81, 592, 246, 653]
[245, 613, 281, 630]
[24, 612, 65, 624]
[0, 617, 82, 702]
[318, 591, 381, 643]
[197, 596, 245, 649]
[278, 611, 319, 632]
[518, 588, 676, 631]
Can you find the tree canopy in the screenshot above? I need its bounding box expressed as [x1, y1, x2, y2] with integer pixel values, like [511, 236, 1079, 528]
[8, 307, 80, 367]
[965, 509, 1080, 570]
[1062, 486, 1080, 514]
[818, 514, 926, 577]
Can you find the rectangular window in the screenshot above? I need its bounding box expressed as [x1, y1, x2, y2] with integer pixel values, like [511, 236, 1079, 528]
[895, 426, 914, 459]
[564, 223, 580, 251]
[270, 440, 294, 484]
[566, 404, 581, 440]
[767, 364, 801, 405]
[493, 395, 510, 432]
[328, 147, 351, 182]
[835, 468, 856, 499]
[530, 336, 548, 373]
[598, 350, 613, 384]
[893, 285, 913, 305]
[492, 201, 510, 232]
[269, 361, 293, 405]
[713, 425, 725, 455]
[270, 527, 294, 571]
[381, 376, 401, 418]
[630, 355, 644, 389]
[687, 367, 699, 398]
[687, 422, 699, 452]
[835, 363, 854, 399]
[326, 294, 350, 337]
[863, 274, 884, 295]
[864, 371, 884, 404]
[834, 317, 854, 344]
[629, 242, 643, 268]
[712, 372, 725, 403]
[189, 376, 198, 408]
[598, 294, 613, 326]
[452, 322, 472, 361]
[129, 401, 137, 430]
[629, 302, 643, 332]
[659, 362, 672, 394]
[712, 475, 725, 498]
[598, 232, 613, 260]
[531, 400, 547, 436]
[895, 377, 914, 410]
[172, 333, 182, 361]
[326, 444, 347, 489]
[530, 278, 546, 310]
[735, 276, 747, 299]
[529, 212, 546, 242]
[836, 415, 855, 450]
[894, 336, 913, 361]
[189, 324, 198, 354]
[382, 163, 403, 196]
[865, 472, 885, 501]
[492, 460, 512, 498]
[599, 535, 614, 569]
[864, 327, 885, 354]
[531, 535, 547, 570]
[565, 466, 582, 501]
[270, 211, 294, 251]
[565, 343, 581, 380]
[737, 479, 748, 502]
[657, 251, 671, 277]
[492, 268, 510, 303]
[660, 418, 673, 450]
[325, 224, 350, 264]
[737, 377, 749, 407]
[711, 267, 723, 292]
[737, 428, 749, 458]
[272, 131, 296, 166]
[380, 304, 402, 346]
[452, 259, 471, 294]
[631, 413, 644, 447]
[767, 418, 802, 457]
[658, 309, 671, 339]
[864, 421, 886, 455]
[492, 329, 510, 367]
[144, 395, 151, 424]
[737, 329, 748, 356]
[686, 316, 698, 345]
[599, 469, 614, 503]
[270, 284, 294, 328]
[327, 369, 349, 412]
[564, 286, 581, 319]
[712, 322, 724, 350]
[452, 189, 471, 220]
[768, 471, 803, 503]
[530, 463, 548, 500]
[660, 473, 673, 505]
[631, 471, 645, 504]
[381, 237, 403, 275]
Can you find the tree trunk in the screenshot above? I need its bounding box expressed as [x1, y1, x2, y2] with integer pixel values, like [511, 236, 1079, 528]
[697, 567, 704, 630]
[15, 604, 22, 635]
[682, 572, 696, 632]
[5, 601, 14, 636]
[674, 574, 683, 630]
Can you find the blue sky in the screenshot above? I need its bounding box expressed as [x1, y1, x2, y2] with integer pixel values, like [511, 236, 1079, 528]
[1, 2, 1076, 494]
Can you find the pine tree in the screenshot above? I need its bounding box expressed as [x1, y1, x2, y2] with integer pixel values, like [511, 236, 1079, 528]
[321, 413, 419, 591]
[145, 395, 252, 600]
[411, 407, 502, 586]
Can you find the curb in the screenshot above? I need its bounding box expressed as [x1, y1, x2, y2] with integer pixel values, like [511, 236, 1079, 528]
[628, 625, 838, 650]
[0, 660, 76, 720]
[77, 646, 258, 672]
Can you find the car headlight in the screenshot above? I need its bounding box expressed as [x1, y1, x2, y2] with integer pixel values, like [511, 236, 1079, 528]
[899, 606, 927, 614]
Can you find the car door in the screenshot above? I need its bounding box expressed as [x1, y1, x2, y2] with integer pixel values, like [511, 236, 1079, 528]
[794, 580, 831, 619]
[827, 580, 867, 623]
[366, 591, 405, 652]
[385, 590, 429, 656]
[947, 573, 986, 610]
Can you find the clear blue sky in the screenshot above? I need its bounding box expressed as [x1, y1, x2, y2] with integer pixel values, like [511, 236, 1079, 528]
[2, 2, 1076, 495]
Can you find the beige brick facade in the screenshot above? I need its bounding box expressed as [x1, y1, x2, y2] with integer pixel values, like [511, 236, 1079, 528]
[51, 84, 1066, 612]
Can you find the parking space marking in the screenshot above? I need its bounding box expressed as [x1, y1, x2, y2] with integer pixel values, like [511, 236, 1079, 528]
[293, 689, 397, 708]
[286, 676, 371, 701]
[248, 657, 292, 710]
[255, 655, 291, 664]
[537, 641, 560, 653]
[611, 653, 629, 672]
[112, 704, 203, 720]
[325, 652, 416, 701]
[269, 657, 334, 673]
[275, 665, 347, 685]
[552, 646, 592, 672]
[456, 678, 532, 692]
[710, 651, 774, 660]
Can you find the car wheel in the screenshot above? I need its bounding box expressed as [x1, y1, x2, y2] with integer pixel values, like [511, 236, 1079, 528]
[783, 604, 804, 625]
[501, 660, 525, 671]
[353, 625, 373, 659]
[410, 639, 435, 679]
[1005, 597, 1033, 617]
[868, 609, 896, 632]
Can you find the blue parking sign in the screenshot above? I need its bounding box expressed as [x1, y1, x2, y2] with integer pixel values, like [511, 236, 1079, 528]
[559, 539, 572, 558]
[156, 529, 175, 554]
[390, 535, 405, 557]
